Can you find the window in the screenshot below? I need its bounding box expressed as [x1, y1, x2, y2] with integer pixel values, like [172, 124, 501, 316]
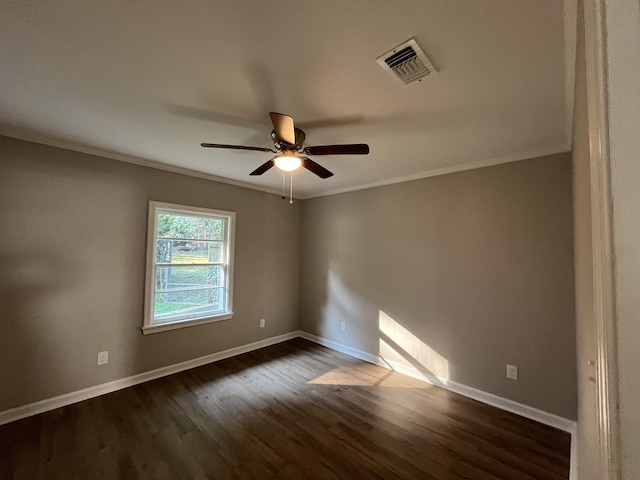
[143, 201, 235, 334]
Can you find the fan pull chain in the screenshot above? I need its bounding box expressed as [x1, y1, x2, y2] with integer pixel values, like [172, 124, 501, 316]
[289, 173, 294, 204]
[282, 172, 286, 200]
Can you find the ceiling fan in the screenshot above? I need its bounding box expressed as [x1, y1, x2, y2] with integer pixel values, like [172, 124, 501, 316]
[201, 112, 369, 179]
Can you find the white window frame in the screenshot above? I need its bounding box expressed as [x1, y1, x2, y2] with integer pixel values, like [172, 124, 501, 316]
[143, 201, 235, 334]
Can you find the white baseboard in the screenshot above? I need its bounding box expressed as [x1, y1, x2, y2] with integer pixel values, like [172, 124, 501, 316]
[299, 331, 577, 435]
[298, 331, 383, 365]
[0, 331, 299, 426]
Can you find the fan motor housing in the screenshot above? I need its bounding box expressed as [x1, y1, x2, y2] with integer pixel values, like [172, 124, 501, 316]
[272, 128, 306, 150]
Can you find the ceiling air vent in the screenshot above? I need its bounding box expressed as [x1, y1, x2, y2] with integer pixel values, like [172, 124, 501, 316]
[376, 38, 437, 86]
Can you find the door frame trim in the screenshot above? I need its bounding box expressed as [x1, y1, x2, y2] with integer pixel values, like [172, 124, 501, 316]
[584, 1, 620, 478]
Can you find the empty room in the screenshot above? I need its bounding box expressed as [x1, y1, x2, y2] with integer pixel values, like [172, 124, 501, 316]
[2, 1, 639, 479]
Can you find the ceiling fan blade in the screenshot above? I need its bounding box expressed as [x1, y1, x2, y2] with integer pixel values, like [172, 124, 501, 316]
[303, 144, 370, 156]
[269, 112, 296, 145]
[301, 157, 334, 179]
[201, 143, 275, 153]
[249, 159, 275, 176]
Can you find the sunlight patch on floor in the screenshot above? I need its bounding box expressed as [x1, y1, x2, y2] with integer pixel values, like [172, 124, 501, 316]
[308, 364, 431, 388]
[308, 366, 385, 386]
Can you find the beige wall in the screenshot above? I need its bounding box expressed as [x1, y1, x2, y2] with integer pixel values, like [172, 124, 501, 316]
[0, 135, 301, 411]
[300, 153, 577, 419]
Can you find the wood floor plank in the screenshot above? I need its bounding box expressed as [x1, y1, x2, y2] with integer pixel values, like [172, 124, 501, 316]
[0, 338, 571, 479]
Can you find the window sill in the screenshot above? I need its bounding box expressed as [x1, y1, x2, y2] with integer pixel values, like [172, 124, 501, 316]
[142, 313, 233, 335]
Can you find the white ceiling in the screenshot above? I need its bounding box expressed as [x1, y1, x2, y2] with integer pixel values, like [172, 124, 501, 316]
[1, 0, 573, 198]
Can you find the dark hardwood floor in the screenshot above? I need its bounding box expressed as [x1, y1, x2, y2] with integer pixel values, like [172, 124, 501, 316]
[0, 338, 570, 479]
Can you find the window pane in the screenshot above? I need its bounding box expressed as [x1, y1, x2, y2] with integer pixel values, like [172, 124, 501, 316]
[156, 265, 223, 290]
[156, 241, 220, 264]
[157, 213, 224, 241]
[156, 239, 171, 263]
[154, 288, 224, 323]
[208, 242, 223, 263]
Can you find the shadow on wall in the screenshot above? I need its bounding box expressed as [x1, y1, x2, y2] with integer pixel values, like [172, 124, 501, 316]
[0, 250, 74, 410]
[319, 271, 373, 340]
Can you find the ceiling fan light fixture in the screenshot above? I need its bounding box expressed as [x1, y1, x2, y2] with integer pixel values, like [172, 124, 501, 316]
[201, 112, 368, 181]
[274, 154, 302, 172]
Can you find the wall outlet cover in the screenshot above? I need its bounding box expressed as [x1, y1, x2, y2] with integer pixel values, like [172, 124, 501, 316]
[506, 364, 518, 381]
[98, 351, 109, 365]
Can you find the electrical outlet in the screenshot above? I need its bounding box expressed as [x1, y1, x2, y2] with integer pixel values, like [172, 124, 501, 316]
[259, 318, 265, 328]
[506, 364, 518, 381]
[98, 351, 109, 366]
[340, 321, 346, 332]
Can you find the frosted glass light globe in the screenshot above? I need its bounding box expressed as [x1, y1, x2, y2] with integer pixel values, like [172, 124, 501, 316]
[274, 155, 302, 171]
